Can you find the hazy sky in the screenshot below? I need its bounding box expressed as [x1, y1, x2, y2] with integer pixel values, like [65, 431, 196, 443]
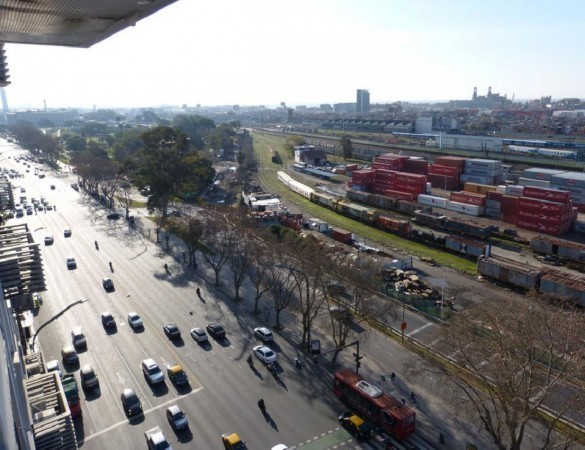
[4, 0, 585, 109]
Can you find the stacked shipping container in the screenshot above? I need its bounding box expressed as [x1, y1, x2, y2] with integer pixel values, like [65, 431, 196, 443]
[460, 159, 503, 186]
[516, 186, 574, 235]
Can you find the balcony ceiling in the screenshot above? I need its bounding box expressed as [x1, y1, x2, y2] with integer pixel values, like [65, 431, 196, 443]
[0, 0, 178, 48]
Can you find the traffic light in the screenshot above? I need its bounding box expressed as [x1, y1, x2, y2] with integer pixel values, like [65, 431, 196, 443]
[0, 43, 10, 87]
[353, 352, 363, 372]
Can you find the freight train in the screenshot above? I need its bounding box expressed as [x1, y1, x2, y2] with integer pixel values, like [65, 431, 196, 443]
[277, 171, 491, 258]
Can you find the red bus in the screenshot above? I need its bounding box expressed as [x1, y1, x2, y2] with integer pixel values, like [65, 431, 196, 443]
[333, 369, 415, 441]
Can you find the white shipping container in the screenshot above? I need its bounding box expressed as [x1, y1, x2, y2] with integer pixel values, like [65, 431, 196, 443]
[550, 184, 585, 196]
[496, 185, 507, 194]
[505, 185, 525, 197]
[426, 182, 432, 194]
[459, 174, 495, 185]
[518, 177, 551, 188]
[465, 159, 502, 169]
[417, 194, 448, 209]
[522, 168, 566, 181]
[446, 201, 484, 216]
[464, 167, 503, 177]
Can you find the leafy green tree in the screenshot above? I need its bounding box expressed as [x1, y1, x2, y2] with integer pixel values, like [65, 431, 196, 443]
[206, 123, 236, 152]
[66, 134, 86, 152]
[172, 114, 216, 149]
[339, 135, 353, 160]
[283, 135, 306, 157]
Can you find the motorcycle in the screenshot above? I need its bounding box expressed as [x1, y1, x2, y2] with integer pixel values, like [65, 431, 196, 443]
[294, 357, 302, 369]
[94, 240, 99, 250]
[267, 362, 277, 376]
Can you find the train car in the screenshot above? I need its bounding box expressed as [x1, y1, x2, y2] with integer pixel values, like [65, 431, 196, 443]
[444, 217, 494, 240]
[277, 170, 293, 185]
[337, 200, 379, 223]
[288, 178, 315, 199]
[396, 200, 421, 215]
[346, 188, 373, 205]
[412, 210, 447, 229]
[409, 228, 446, 247]
[311, 191, 341, 210]
[376, 215, 411, 236]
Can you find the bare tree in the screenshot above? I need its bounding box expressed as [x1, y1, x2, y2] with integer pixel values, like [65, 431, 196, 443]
[427, 295, 585, 450]
[283, 242, 329, 350]
[117, 181, 134, 219]
[227, 217, 252, 301]
[170, 216, 203, 269]
[200, 209, 234, 286]
[265, 254, 297, 330]
[247, 246, 274, 314]
[325, 257, 387, 367]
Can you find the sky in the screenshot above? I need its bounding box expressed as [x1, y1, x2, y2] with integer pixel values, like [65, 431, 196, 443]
[4, 0, 585, 109]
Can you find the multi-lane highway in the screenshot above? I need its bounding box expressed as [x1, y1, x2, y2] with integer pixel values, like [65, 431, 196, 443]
[5, 146, 372, 449]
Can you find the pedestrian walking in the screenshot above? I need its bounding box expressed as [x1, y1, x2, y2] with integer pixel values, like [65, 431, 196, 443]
[390, 372, 396, 381]
[401, 397, 406, 405]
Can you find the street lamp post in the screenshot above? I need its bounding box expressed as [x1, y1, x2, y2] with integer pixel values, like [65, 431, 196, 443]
[30, 299, 87, 352]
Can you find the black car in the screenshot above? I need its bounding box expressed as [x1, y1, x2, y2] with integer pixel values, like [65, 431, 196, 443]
[106, 212, 120, 220]
[121, 388, 142, 417]
[163, 323, 181, 339]
[206, 323, 226, 339]
[101, 312, 116, 330]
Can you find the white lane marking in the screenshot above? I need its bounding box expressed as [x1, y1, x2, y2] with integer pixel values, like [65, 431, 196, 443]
[82, 386, 204, 443]
[407, 322, 433, 337]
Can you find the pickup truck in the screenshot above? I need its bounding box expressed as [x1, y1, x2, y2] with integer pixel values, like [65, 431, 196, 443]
[145, 426, 172, 450]
[62, 374, 82, 418]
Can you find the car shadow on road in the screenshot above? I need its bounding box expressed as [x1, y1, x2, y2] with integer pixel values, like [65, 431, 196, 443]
[170, 337, 185, 348]
[150, 382, 169, 398]
[215, 338, 231, 348]
[127, 413, 145, 425]
[176, 428, 193, 443]
[83, 388, 101, 401]
[175, 384, 193, 395]
[197, 341, 212, 351]
[132, 326, 145, 334]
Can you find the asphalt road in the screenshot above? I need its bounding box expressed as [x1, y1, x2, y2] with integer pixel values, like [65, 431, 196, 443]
[4, 148, 368, 450]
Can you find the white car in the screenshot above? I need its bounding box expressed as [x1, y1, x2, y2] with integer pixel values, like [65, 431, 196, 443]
[253, 345, 277, 364]
[46, 360, 62, 378]
[127, 312, 143, 329]
[254, 327, 273, 342]
[190, 327, 208, 342]
[142, 358, 164, 384]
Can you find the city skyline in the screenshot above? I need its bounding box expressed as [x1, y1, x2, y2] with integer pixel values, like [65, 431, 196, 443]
[4, 0, 585, 109]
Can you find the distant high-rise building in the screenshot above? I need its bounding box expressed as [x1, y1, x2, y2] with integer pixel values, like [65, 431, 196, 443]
[356, 89, 370, 115]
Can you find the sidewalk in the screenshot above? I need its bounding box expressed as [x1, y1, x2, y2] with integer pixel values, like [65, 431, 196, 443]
[131, 212, 496, 449]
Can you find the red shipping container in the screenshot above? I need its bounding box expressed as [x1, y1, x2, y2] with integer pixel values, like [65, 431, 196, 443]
[518, 197, 570, 214]
[576, 203, 585, 213]
[374, 169, 397, 181]
[517, 210, 572, 225]
[403, 159, 429, 175]
[377, 153, 408, 162]
[450, 191, 486, 206]
[522, 186, 571, 204]
[331, 228, 353, 245]
[391, 183, 424, 194]
[516, 220, 567, 235]
[372, 162, 396, 170]
[435, 156, 467, 170]
[487, 191, 505, 201]
[383, 190, 415, 201]
[429, 164, 461, 177]
[347, 180, 353, 188]
[395, 172, 427, 185]
[501, 213, 518, 225]
[427, 174, 459, 190]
